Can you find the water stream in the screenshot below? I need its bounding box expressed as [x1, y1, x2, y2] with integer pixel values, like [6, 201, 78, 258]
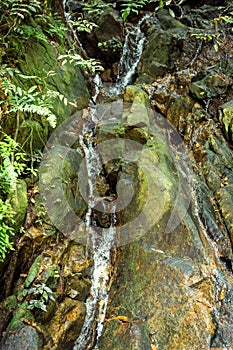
[63, 0, 88, 57]
[63, 4, 150, 349]
[108, 14, 150, 96]
[73, 106, 116, 350]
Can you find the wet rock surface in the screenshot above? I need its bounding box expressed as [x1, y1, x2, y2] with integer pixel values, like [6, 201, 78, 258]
[1, 1, 233, 350]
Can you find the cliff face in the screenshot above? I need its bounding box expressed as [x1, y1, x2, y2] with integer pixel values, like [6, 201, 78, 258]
[1, 1, 233, 349]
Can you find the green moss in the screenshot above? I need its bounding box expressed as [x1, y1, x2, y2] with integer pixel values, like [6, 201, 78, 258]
[9, 179, 28, 232]
[18, 37, 90, 126]
[219, 100, 233, 142]
[7, 302, 33, 331]
[24, 254, 43, 288]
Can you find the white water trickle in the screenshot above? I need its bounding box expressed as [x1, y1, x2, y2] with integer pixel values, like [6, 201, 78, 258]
[73, 108, 116, 349]
[73, 223, 115, 350]
[92, 74, 103, 104]
[62, 3, 151, 348]
[108, 15, 151, 96]
[63, 0, 88, 57]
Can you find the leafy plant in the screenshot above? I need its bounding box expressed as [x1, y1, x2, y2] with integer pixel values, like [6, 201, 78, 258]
[23, 283, 56, 312]
[58, 53, 104, 74]
[0, 0, 67, 51]
[0, 65, 75, 128]
[213, 12, 233, 32]
[82, 0, 112, 20]
[121, 0, 147, 21]
[68, 17, 97, 33]
[120, 0, 174, 21]
[13, 24, 47, 43]
[191, 32, 221, 52]
[0, 135, 28, 195]
[0, 198, 15, 262]
[35, 14, 68, 40]
[0, 0, 41, 39]
[0, 134, 31, 261]
[98, 37, 122, 54]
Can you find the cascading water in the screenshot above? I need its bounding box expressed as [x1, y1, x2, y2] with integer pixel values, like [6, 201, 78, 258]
[108, 14, 151, 96]
[62, 3, 150, 348]
[63, 0, 88, 57]
[73, 106, 117, 350]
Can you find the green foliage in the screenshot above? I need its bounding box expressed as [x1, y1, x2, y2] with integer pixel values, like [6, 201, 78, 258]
[98, 37, 122, 54]
[0, 135, 31, 261]
[0, 0, 67, 52]
[191, 33, 217, 42]
[68, 17, 97, 33]
[58, 53, 104, 74]
[0, 82, 56, 129]
[35, 203, 47, 226]
[0, 65, 70, 128]
[121, 0, 148, 21]
[0, 64, 73, 262]
[23, 283, 55, 312]
[13, 24, 47, 43]
[1, 0, 41, 23]
[82, 0, 112, 20]
[0, 135, 27, 195]
[120, 0, 173, 21]
[0, 198, 15, 262]
[35, 14, 68, 40]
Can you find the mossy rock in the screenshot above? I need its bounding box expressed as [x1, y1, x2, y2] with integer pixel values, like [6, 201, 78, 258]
[94, 9, 123, 43]
[18, 118, 49, 152]
[19, 37, 89, 126]
[190, 73, 231, 100]
[124, 85, 150, 107]
[0, 324, 41, 350]
[157, 10, 186, 30]
[9, 179, 28, 232]
[96, 121, 125, 141]
[216, 184, 233, 243]
[219, 100, 233, 143]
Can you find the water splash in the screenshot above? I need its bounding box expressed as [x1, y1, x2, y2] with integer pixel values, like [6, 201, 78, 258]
[73, 223, 115, 350]
[73, 111, 116, 349]
[62, 4, 151, 348]
[108, 15, 151, 96]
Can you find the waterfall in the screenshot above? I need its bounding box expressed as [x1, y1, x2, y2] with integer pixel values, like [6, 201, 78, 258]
[62, 3, 150, 348]
[73, 222, 115, 350]
[73, 105, 116, 349]
[108, 14, 150, 96]
[62, 0, 88, 57]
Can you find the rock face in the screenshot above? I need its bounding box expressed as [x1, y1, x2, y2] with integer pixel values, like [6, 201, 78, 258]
[97, 90, 233, 350]
[98, 4, 233, 350]
[1, 2, 233, 350]
[0, 325, 42, 350]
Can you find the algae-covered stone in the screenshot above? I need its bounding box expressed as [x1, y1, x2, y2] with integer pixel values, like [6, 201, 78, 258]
[19, 38, 89, 126]
[24, 254, 43, 288]
[124, 85, 150, 107]
[139, 30, 173, 77]
[190, 73, 231, 100]
[0, 324, 41, 350]
[99, 212, 218, 350]
[94, 9, 123, 43]
[219, 100, 233, 143]
[9, 179, 28, 232]
[96, 121, 125, 141]
[216, 184, 233, 243]
[45, 298, 85, 350]
[123, 87, 150, 143]
[157, 10, 186, 30]
[139, 24, 198, 77]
